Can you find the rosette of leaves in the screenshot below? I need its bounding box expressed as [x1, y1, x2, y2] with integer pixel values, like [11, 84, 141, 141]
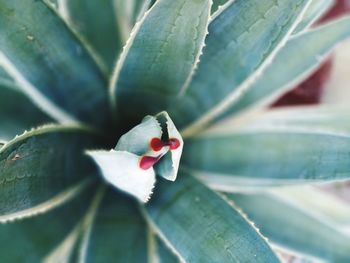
[1, 0, 350, 262]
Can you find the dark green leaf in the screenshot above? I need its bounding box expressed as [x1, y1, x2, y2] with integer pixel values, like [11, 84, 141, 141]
[211, 0, 229, 13]
[64, 0, 123, 72]
[0, 184, 96, 262]
[0, 125, 101, 221]
[83, 189, 149, 263]
[145, 173, 279, 263]
[0, 0, 112, 128]
[156, 236, 180, 263]
[0, 84, 51, 141]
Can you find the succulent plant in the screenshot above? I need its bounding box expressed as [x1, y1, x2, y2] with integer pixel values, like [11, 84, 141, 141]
[1, 0, 350, 262]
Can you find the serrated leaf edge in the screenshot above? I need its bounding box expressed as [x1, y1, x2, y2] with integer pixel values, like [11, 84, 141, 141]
[0, 52, 79, 125]
[180, 0, 314, 138]
[0, 123, 93, 153]
[0, 178, 92, 224]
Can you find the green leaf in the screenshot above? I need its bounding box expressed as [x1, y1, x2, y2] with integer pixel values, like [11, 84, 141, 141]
[156, 236, 180, 263]
[62, 0, 124, 72]
[215, 105, 350, 137]
[115, 0, 150, 43]
[45, 185, 106, 263]
[0, 125, 101, 222]
[111, 0, 211, 124]
[0, 84, 51, 141]
[166, 0, 312, 137]
[226, 192, 350, 262]
[269, 186, 350, 228]
[294, 0, 334, 33]
[0, 183, 96, 262]
[182, 118, 350, 186]
[0, 66, 17, 89]
[216, 16, 350, 120]
[82, 189, 149, 262]
[0, 0, 112, 128]
[144, 173, 279, 263]
[211, 0, 229, 13]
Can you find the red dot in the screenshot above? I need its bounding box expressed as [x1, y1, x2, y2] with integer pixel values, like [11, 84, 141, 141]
[150, 138, 163, 151]
[168, 138, 180, 150]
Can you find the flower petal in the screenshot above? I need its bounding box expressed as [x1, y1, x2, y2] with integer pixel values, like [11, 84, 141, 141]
[155, 112, 184, 181]
[87, 150, 156, 203]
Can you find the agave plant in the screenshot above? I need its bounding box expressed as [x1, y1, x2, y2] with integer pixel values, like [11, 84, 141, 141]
[1, 0, 350, 262]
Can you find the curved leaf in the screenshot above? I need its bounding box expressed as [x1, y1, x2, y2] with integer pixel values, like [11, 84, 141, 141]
[0, 84, 51, 141]
[207, 105, 350, 137]
[270, 186, 350, 228]
[183, 127, 350, 186]
[0, 125, 101, 222]
[144, 173, 279, 263]
[294, 0, 334, 33]
[0, 184, 96, 262]
[45, 185, 105, 263]
[167, 0, 311, 137]
[217, 16, 350, 120]
[114, 0, 150, 43]
[227, 192, 350, 262]
[82, 189, 149, 263]
[61, 0, 123, 72]
[111, 0, 211, 124]
[0, 0, 111, 128]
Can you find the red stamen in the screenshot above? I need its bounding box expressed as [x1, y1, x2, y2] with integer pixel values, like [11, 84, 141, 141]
[150, 137, 181, 151]
[140, 156, 161, 170]
[168, 138, 180, 150]
[150, 138, 164, 151]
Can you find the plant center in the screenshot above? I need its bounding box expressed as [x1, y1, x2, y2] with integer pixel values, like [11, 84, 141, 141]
[139, 137, 181, 170]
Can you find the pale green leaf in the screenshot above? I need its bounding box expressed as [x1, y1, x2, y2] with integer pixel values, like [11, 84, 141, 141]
[82, 189, 149, 263]
[217, 16, 350, 120]
[270, 186, 350, 228]
[294, 0, 334, 33]
[167, 0, 311, 137]
[0, 0, 112, 128]
[115, 0, 149, 43]
[227, 192, 350, 262]
[0, 184, 96, 262]
[207, 105, 350, 137]
[111, 0, 211, 124]
[0, 84, 51, 141]
[144, 173, 280, 263]
[183, 123, 350, 185]
[0, 125, 101, 221]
